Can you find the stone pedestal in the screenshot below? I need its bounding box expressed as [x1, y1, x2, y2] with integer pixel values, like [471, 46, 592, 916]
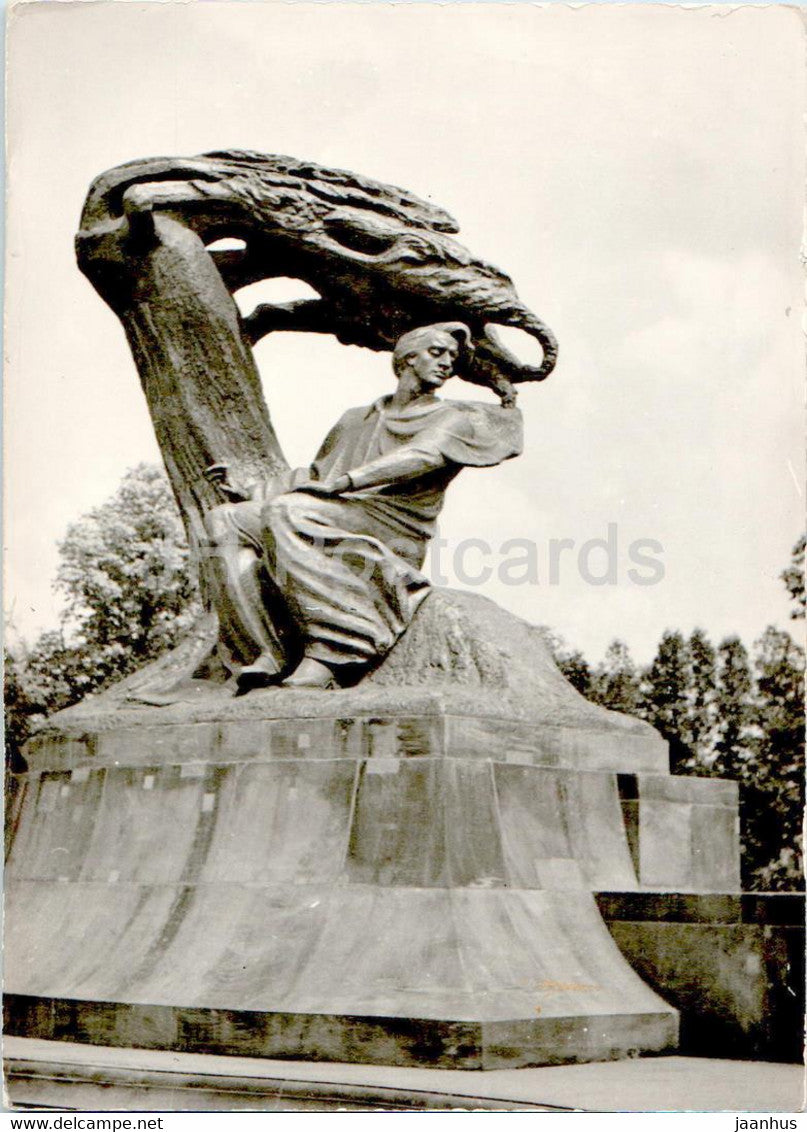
[4, 592, 744, 1068]
[5, 710, 679, 1068]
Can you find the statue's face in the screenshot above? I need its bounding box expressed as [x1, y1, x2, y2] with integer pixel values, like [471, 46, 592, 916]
[403, 332, 459, 390]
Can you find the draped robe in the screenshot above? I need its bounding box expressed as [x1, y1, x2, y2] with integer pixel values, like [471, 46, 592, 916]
[202, 394, 522, 674]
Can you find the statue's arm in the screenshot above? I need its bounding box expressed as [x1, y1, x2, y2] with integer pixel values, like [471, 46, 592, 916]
[291, 445, 446, 497]
[344, 446, 447, 491]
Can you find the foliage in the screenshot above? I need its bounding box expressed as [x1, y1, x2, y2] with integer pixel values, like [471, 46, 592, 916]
[678, 626, 804, 891]
[541, 629, 594, 697]
[5, 649, 41, 770]
[741, 626, 805, 890]
[592, 639, 640, 715]
[636, 630, 690, 773]
[556, 649, 594, 697]
[711, 636, 753, 778]
[54, 464, 198, 664]
[681, 628, 717, 770]
[546, 611, 803, 891]
[781, 534, 805, 620]
[5, 465, 200, 760]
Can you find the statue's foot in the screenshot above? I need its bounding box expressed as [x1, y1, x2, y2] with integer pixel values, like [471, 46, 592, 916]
[236, 651, 282, 695]
[282, 657, 336, 690]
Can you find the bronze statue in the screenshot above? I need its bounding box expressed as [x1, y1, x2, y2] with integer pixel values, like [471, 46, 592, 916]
[201, 323, 522, 691]
[7, 153, 751, 1082]
[75, 151, 556, 685]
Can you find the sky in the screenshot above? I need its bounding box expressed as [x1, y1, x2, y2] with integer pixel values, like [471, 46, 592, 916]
[4, 1, 804, 666]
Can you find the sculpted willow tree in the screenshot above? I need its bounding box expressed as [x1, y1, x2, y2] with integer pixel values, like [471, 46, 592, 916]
[76, 150, 558, 685]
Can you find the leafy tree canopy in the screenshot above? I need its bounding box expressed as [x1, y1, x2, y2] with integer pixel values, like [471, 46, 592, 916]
[6, 464, 199, 758]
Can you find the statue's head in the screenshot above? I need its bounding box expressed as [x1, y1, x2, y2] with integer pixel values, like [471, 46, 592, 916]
[392, 323, 473, 391]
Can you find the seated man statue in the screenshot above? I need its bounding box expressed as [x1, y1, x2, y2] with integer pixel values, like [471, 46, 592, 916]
[202, 322, 523, 692]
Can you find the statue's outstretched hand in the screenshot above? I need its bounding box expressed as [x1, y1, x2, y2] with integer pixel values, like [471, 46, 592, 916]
[290, 474, 352, 497]
[204, 463, 250, 503]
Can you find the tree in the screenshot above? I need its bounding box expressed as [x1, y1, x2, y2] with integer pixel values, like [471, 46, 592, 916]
[780, 534, 805, 620]
[682, 628, 717, 771]
[638, 630, 690, 772]
[711, 636, 753, 779]
[593, 639, 640, 714]
[540, 628, 594, 696]
[558, 649, 594, 697]
[5, 648, 41, 769]
[742, 625, 805, 890]
[55, 464, 199, 674]
[6, 465, 199, 758]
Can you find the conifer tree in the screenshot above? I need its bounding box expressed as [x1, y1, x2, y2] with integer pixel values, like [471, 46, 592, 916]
[712, 636, 753, 778]
[743, 625, 805, 889]
[638, 630, 690, 771]
[683, 627, 717, 771]
[594, 639, 640, 714]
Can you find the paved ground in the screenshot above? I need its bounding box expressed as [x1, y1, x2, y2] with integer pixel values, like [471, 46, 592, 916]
[4, 1038, 804, 1112]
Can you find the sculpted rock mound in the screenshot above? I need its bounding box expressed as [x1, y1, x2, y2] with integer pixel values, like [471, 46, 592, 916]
[36, 590, 665, 775]
[368, 589, 636, 724]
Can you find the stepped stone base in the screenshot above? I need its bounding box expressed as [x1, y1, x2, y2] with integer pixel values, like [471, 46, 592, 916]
[5, 731, 680, 1067]
[6, 591, 748, 1068]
